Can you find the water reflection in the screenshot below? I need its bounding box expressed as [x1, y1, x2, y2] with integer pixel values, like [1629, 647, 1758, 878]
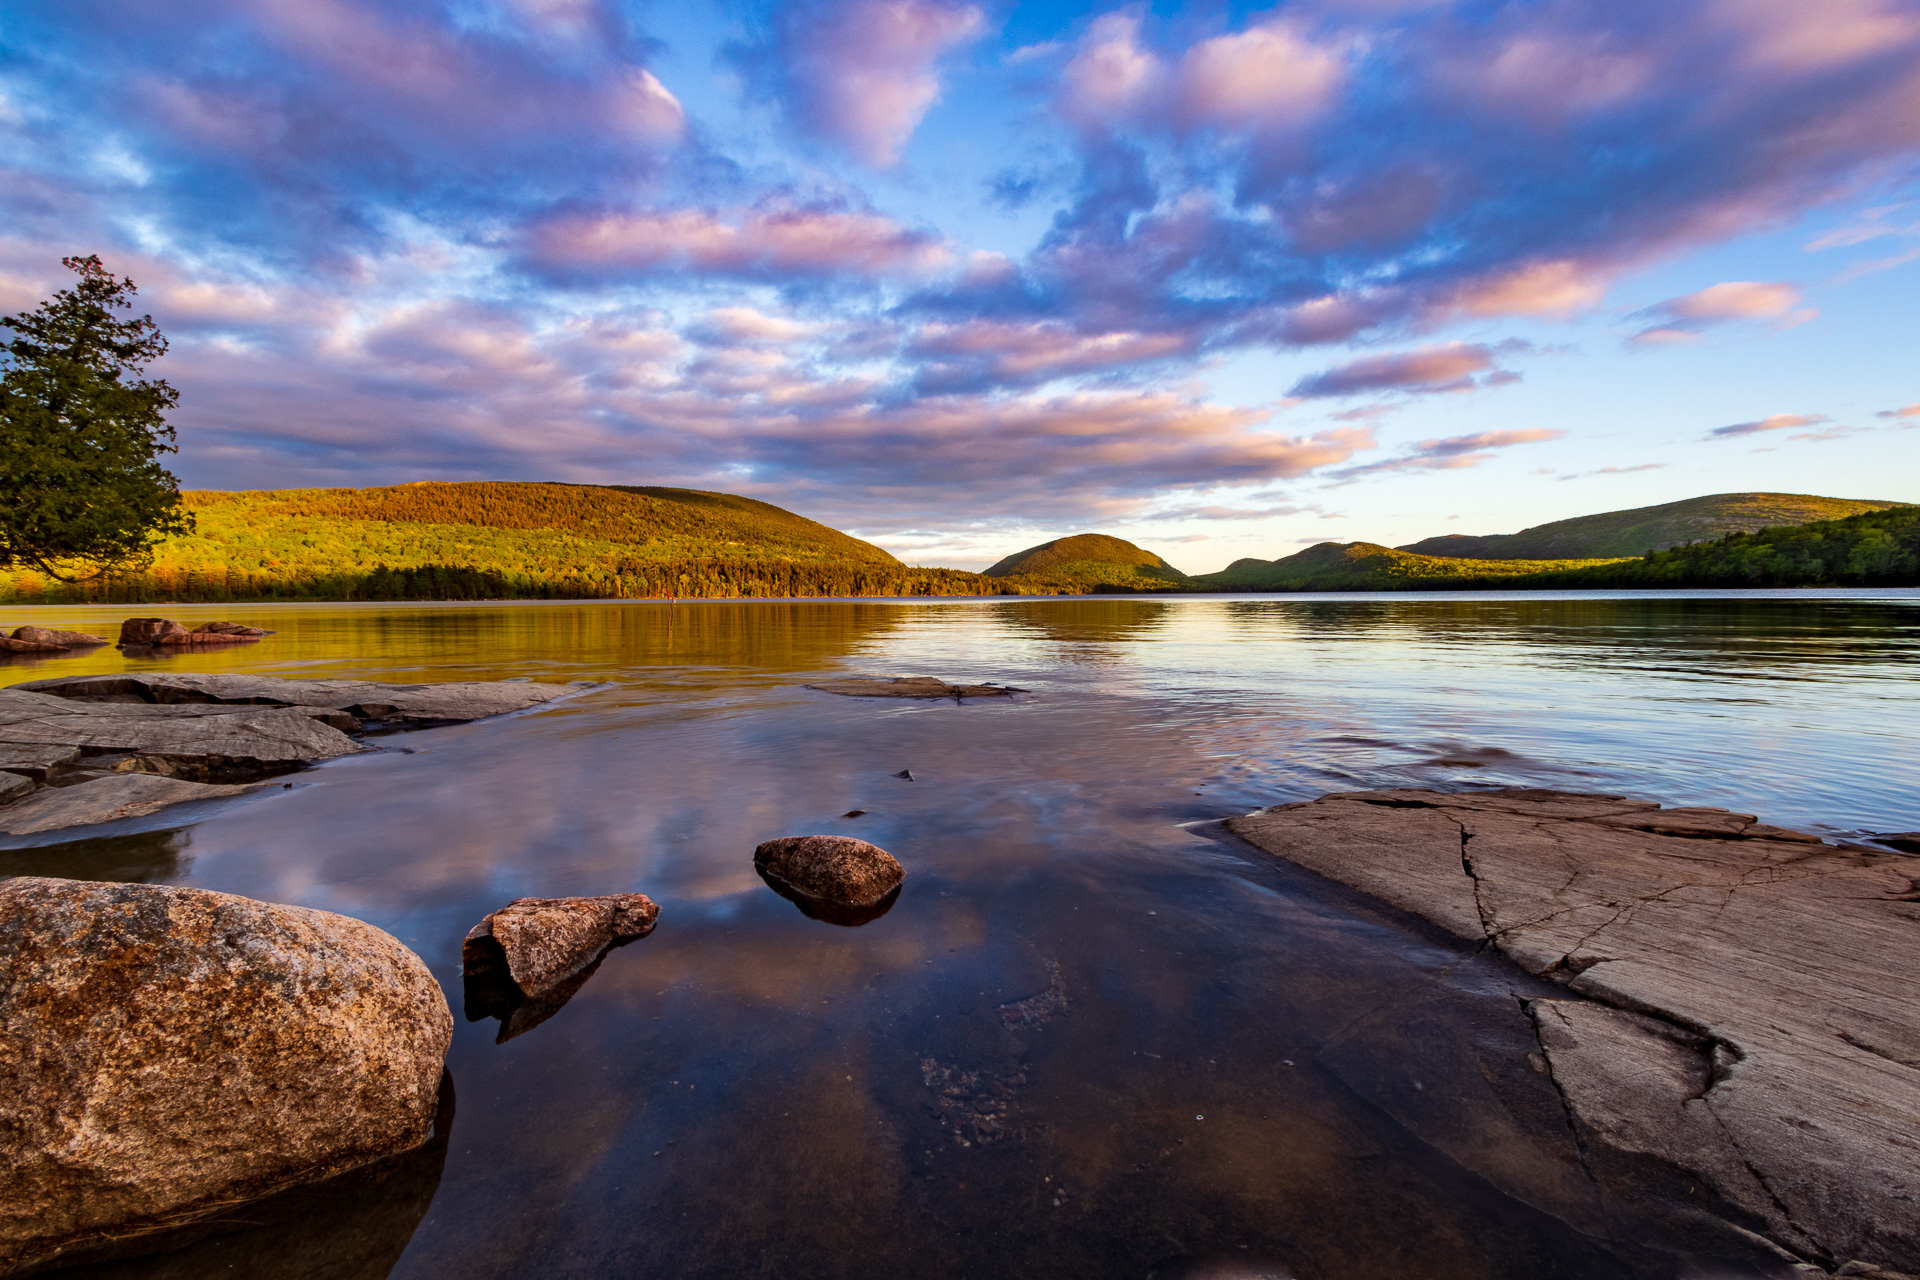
[3, 593, 1913, 1279]
[756, 865, 902, 926]
[0, 829, 191, 883]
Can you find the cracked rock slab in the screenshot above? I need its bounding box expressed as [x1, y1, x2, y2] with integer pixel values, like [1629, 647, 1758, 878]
[0, 774, 269, 836]
[0, 688, 364, 773]
[1228, 787, 1920, 1273]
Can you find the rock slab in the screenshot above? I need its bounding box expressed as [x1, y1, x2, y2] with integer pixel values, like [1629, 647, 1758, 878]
[17, 672, 577, 726]
[1228, 788, 1920, 1273]
[754, 835, 905, 908]
[0, 774, 268, 836]
[0, 877, 452, 1275]
[806, 676, 1020, 699]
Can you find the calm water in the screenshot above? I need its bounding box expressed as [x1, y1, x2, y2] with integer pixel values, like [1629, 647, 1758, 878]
[6, 591, 1918, 1280]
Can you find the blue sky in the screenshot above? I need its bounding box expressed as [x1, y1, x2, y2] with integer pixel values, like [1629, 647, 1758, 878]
[2, 0, 1916, 571]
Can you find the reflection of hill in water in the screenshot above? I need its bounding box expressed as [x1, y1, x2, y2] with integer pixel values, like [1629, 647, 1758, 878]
[0, 828, 190, 882]
[990, 599, 1175, 645]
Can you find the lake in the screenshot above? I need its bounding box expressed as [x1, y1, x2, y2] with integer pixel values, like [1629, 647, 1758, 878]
[6, 590, 1917, 1280]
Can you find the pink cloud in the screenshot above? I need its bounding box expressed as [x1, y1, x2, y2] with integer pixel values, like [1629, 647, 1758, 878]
[1629, 281, 1813, 345]
[523, 206, 954, 280]
[1288, 341, 1523, 397]
[753, 0, 984, 166]
[909, 320, 1192, 387]
[1062, 13, 1161, 121]
[1708, 412, 1826, 439]
[1327, 427, 1563, 479]
[1172, 20, 1343, 131]
[1876, 403, 1920, 419]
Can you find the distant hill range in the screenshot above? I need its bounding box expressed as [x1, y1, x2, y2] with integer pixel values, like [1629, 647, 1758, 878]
[1191, 543, 1617, 592]
[1397, 493, 1910, 561]
[984, 534, 1188, 591]
[1196, 503, 1920, 592]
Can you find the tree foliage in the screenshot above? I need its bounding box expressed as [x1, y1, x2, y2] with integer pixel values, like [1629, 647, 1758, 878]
[0, 256, 192, 580]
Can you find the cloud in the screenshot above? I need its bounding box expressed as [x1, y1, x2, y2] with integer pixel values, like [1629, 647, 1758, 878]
[1556, 463, 1668, 480]
[1326, 427, 1563, 479]
[733, 0, 985, 166]
[520, 204, 955, 281]
[1708, 412, 1826, 439]
[908, 320, 1193, 391]
[1628, 281, 1813, 345]
[1288, 342, 1522, 398]
[1876, 403, 1920, 419]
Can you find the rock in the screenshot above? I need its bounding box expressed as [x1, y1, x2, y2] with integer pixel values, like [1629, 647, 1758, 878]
[0, 771, 32, 804]
[461, 895, 658, 1043]
[1228, 787, 1920, 1272]
[462, 893, 659, 996]
[0, 688, 365, 779]
[0, 635, 71, 654]
[0, 877, 452, 1274]
[16, 671, 577, 726]
[0, 774, 267, 836]
[806, 676, 1023, 699]
[0, 743, 80, 782]
[117, 618, 191, 646]
[754, 835, 905, 911]
[1874, 832, 1920, 855]
[12, 626, 107, 647]
[191, 621, 275, 636]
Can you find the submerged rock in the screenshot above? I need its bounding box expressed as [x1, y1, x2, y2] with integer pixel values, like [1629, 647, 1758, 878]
[806, 676, 1022, 699]
[1228, 787, 1920, 1273]
[754, 835, 905, 912]
[12, 626, 107, 647]
[461, 894, 659, 1041]
[0, 877, 452, 1275]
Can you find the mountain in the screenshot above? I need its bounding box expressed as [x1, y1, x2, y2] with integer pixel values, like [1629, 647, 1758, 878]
[1191, 542, 1623, 591]
[1488, 504, 1920, 589]
[983, 534, 1189, 591]
[1397, 493, 1911, 561]
[2, 482, 1001, 603]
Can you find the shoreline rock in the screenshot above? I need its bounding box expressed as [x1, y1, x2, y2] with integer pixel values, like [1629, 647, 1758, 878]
[0, 877, 452, 1276]
[0, 673, 583, 838]
[461, 894, 658, 1042]
[1227, 787, 1920, 1274]
[806, 676, 1023, 699]
[11, 627, 107, 648]
[754, 835, 905, 921]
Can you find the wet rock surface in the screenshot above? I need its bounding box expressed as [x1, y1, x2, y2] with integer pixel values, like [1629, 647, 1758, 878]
[754, 835, 905, 909]
[0, 774, 267, 836]
[0, 673, 581, 837]
[1228, 787, 1920, 1274]
[806, 675, 1022, 699]
[0, 877, 452, 1276]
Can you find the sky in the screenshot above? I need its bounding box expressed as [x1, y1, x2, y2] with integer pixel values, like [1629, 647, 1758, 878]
[1, 0, 1917, 572]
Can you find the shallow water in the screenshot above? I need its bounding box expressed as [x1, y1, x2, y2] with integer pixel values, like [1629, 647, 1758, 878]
[7, 591, 1918, 1280]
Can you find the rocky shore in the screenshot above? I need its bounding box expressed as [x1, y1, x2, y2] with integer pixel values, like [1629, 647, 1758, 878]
[1229, 787, 1920, 1277]
[0, 672, 580, 837]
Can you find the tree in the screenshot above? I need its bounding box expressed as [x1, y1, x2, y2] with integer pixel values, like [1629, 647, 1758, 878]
[0, 256, 192, 580]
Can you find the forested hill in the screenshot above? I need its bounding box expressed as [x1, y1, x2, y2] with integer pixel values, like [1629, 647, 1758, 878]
[1498, 504, 1920, 589]
[1, 482, 1005, 603]
[1398, 492, 1909, 560]
[983, 533, 1188, 591]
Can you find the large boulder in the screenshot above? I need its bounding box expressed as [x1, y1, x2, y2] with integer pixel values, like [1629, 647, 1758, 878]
[116, 619, 252, 647]
[12, 627, 107, 647]
[754, 835, 905, 910]
[0, 877, 452, 1275]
